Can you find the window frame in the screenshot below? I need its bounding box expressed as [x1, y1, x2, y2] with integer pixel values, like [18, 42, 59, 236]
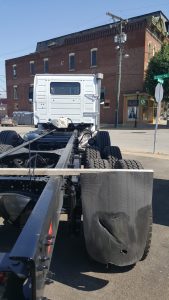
[152, 45, 156, 57]
[12, 64, 17, 78]
[28, 84, 34, 102]
[13, 85, 18, 100]
[90, 48, 97, 67]
[69, 53, 75, 71]
[148, 42, 152, 61]
[100, 87, 106, 102]
[29, 61, 35, 75]
[50, 81, 81, 95]
[43, 58, 49, 73]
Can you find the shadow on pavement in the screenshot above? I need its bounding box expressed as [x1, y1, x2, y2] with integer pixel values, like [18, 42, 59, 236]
[49, 221, 133, 292]
[153, 178, 169, 227]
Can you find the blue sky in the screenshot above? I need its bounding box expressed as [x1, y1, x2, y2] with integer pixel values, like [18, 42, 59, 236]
[0, 0, 169, 97]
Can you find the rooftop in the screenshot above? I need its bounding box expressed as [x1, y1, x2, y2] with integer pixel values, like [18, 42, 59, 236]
[36, 11, 169, 52]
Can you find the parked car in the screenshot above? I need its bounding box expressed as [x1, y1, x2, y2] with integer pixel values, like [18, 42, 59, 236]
[1, 116, 18, 126]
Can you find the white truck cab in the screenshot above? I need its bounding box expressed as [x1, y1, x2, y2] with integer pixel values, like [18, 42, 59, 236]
[33, 73, 103, 130]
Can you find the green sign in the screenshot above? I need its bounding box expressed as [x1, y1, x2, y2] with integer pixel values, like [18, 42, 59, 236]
[154, 73, 169, 80]
[157, 78, 164, 84]
[140, 99, 147, 106]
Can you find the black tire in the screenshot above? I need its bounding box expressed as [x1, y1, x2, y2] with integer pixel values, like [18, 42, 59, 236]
[85, 146, 101, 167]
[88, 158, 110, 169]
[103, 146, 122, 159]
[88, 137, 96, 146]
[0, 144, 14, 153]
[114, 159, 143, 169]
[0, 130, 23, 147]
[95, 131, 111, 154]
[103, 146, 122, 168]
[140, 208, 152, 261]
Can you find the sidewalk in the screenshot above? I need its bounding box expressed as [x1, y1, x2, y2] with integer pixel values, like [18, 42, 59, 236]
[106, 128, 169, 157]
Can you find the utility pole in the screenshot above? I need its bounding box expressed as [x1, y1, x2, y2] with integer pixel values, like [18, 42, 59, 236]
[106, 12, 128, 128]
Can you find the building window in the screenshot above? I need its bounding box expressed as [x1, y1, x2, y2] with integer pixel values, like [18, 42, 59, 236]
[14, 103, 19, 110]
[12, 64, 17, 78]
[29, 61, 35, 74]
[13, 85, 18, 100]
[152, 45, 156, 57]
[50, 82, 80, 95]
[91, 48, 97, 67]
[148, 42, 152, 61]
[69, 53, 75, 70]
[43, 58, 49, 73]
[100, 87, 106, 102]
[104, 102, 110, 108]
[28, 84, 33, 102]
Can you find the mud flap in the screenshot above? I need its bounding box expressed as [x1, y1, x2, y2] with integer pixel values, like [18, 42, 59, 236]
[81, 170, 153, 266]
[0, 193, 31, 223]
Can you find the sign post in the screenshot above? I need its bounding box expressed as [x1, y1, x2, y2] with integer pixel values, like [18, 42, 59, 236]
[153, 82, 164, 153]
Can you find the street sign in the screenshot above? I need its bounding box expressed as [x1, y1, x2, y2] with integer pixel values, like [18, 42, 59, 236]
[155, 83, 163, 103]
[157, 78, 164, 84]
[153, 82, 164, 153]
[154, 73, 169, 80]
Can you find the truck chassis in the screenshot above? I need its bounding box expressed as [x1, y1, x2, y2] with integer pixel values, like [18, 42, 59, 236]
[0, 128, 153, 300]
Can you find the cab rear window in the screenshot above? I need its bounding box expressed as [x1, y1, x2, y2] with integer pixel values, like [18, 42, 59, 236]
[50, 82, 80, 95]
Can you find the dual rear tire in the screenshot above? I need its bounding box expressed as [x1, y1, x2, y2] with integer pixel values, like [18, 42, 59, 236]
[0, 130, 23, 147]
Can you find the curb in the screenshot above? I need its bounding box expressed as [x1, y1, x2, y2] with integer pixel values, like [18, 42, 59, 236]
[123, 150, 169, 160]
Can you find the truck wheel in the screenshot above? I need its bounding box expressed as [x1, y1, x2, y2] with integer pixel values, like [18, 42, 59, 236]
[114, 159, 143, 169]
[103, 146, 122, 168]
[95, 131, 111, 154]
[85, 146, 101, 167]
[140, 209, 152, 261]
[0, 144, 14, 153]
[0, 130, 23, 147]
[103, 146, 122, 159]
[88, 158, 110, 169]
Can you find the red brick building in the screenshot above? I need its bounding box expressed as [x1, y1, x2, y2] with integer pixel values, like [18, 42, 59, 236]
[0, 99, 7, 119]
[5, 11, 169, 125]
